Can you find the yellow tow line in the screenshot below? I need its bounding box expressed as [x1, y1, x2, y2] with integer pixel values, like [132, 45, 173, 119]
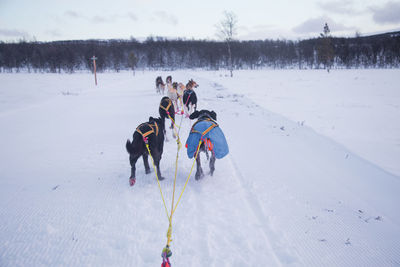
[144, 114, 203, 262]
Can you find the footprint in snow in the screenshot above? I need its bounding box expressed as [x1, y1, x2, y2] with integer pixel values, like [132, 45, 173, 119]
[324, 208, 334, 212]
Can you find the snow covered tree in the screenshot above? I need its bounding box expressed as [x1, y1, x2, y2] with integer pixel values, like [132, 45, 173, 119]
[216, 11, 238, 77]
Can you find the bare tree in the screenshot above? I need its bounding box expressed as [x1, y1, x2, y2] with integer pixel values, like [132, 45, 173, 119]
[216, 11, 238, 77]
[128, 51, 138, 75]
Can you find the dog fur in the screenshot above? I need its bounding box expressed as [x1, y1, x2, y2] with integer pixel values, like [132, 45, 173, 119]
[167, 81, 178, 111]
[189, 110, 217, 180]
[155, 76, 165, 94]
[159, 96, 176, 140]
[183, 79, 199, 116]
[126, 117, 165, 186]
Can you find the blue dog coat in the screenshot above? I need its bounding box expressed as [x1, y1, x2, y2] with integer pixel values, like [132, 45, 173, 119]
[186, 119, 229, 159]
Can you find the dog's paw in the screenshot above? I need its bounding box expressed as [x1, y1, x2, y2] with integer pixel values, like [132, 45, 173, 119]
[158, 176, 165, 181]
[195, 172, 204, 181]
[145, 169, 151, 174]
[129, 177, 136, 186]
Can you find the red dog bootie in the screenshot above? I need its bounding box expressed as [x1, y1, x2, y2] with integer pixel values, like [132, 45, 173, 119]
[129, 177, 136, 186]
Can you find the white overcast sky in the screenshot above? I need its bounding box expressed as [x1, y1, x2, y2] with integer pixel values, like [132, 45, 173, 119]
[1, 0, 400, 42]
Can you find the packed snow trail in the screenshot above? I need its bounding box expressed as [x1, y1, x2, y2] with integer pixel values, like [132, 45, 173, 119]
[194, 69, 400, 177]
[193, 74, 400, 266]
[0, 71, 399, 266]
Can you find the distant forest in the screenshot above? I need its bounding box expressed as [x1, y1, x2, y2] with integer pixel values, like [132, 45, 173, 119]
[0, 31, 399, 73]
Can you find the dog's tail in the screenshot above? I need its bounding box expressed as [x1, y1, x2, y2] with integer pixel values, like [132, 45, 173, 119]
[126, 139, 134, 154]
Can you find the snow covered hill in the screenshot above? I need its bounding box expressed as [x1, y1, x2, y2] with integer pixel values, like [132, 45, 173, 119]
[0, 70, 399, 266]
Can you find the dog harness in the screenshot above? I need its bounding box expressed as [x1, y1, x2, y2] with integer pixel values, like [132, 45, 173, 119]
[191, 118, 217, 151]
[190, 117, 218, 136]
[160, 98, 172, 113]
[183, 90, 194, 106]
[186, 116, 229, 159]
[135, 121, 159, 143]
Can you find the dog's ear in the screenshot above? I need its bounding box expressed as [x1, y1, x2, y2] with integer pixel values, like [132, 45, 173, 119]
[210, 111, 217, 120]
[189, 110, 200, 120]
[148, 116, 155, 122]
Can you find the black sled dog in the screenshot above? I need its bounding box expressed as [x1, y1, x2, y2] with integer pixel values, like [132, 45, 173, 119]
[159, 96, 176, 140]
[126, 117, 165, 186]
[182, 79, 199, 116]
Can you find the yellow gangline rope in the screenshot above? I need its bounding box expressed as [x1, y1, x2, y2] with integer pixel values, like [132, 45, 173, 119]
[166, 112, 184, 247]
[146, 113, 203, 250]
[145, 143, 171, 222]
[172, 139, 202, 215]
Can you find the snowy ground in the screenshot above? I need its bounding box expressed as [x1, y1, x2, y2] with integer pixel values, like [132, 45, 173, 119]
[0, 70, 399, 266]
[194, 69, 400, 177]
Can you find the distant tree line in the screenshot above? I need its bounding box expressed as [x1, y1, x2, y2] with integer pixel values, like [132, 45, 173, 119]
[0, 32, 399, 73]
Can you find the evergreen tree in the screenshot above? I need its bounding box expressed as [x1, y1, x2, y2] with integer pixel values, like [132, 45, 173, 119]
[318, 23, 334, 71]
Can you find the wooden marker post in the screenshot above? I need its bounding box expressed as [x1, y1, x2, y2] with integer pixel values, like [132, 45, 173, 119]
[91, 56, 98, 86]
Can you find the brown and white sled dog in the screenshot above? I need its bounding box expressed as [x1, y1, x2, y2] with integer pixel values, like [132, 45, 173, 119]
[166, 77, 178, 111]
[155, 76, 165, 94]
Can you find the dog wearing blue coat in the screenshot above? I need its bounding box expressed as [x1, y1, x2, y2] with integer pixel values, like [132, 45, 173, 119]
[186, 110, 229, 180]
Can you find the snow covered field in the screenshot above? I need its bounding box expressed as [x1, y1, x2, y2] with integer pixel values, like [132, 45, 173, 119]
[0, 70, 399, 266]
[195, 69, 400, 177]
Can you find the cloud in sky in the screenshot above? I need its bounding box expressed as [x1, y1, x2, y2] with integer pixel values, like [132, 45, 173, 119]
[91, 15, 116, 24]
[238, 24, 284, 40]
[293, 16, 355, 34]
[127, 12, 138, 21]
[153, 11, 178, 25]
[0, 28, 30, 38]
[317, 0, 359, 15]
[64, 10, 138, 24]
[64, 10, 84, 19]
[45, 29, 62, 37]
[1, 0, 399, 42]
[371, 1, 400, 24]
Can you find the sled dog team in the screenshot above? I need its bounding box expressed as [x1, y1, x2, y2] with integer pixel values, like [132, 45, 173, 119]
[126, 76, 229, 186]
[156, 75, 198, 117]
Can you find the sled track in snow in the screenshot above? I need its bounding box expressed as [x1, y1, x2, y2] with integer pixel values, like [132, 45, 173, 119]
[193, 76, 288, 265]
[192, 182, 212, 263]
[228, 155, 301, 266]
